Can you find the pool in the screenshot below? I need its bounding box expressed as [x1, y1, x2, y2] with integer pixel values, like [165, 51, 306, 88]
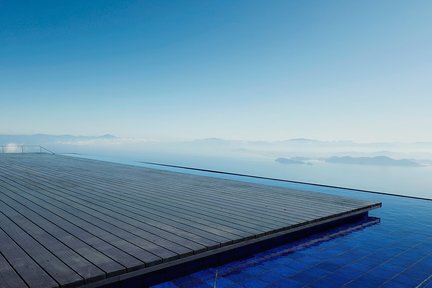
[151, 169, 432, 288]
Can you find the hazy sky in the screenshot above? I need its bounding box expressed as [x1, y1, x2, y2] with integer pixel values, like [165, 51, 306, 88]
[1, 0, 431, 142]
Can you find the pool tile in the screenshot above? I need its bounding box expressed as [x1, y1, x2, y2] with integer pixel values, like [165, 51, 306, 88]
[271, 279, 304, 288]
[239, 278, 269, 288]
[152, 282, 178, 288]
[152, 182, 432, 288]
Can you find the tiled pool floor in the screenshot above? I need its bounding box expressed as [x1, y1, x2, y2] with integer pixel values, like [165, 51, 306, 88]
[151, 173, 432, 288]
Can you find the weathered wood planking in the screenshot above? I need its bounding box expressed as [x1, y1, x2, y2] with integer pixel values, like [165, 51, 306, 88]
[0, 154, 381, 288]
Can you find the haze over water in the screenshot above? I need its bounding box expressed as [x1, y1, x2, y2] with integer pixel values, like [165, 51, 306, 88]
[23, 134, 428, 200]
[1, 1, 431, 200]
[86, 152, 432, 200]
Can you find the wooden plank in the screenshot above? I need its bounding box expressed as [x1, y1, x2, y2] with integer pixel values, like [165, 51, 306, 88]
[3, 163, 308, 232]
[0, 157, 378, 244]
[0, 200, 105, 283]
[0, 155, 378, 238]
[0, 181, 148, 271]
[0, 178, 169, 265]
[5, 162, 362, 245]
[0, 252, 29, 288]
[0, 155, 378, 234]
[0, 191, 124, 275]
[7, 158, 370, 221]
[41, 183, 242, 243]
[0, 210, 84, 287]
[0, 153, 354, 218]
[0, 164, 265, 237]
[0, 173, 198, 257]
[0, 221, 58, 288]
[34, 177, 265, 236]
[0, 154, 381, 288]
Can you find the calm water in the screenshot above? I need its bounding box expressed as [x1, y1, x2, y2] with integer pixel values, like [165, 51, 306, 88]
[67, 152, 432, 199]
[147, 171, 432, 288]
[67, 153, 432, 287]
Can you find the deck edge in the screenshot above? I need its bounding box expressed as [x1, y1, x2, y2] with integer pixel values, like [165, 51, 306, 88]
[80, 203, 381, 288]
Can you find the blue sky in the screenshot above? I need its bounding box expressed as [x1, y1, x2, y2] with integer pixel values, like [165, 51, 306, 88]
[1, 0, 431, 141]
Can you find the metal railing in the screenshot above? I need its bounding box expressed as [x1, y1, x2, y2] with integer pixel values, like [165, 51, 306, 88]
[0, 145, 55, 154]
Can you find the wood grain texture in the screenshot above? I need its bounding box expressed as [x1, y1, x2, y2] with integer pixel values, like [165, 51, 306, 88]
[0, 154, 381, 287]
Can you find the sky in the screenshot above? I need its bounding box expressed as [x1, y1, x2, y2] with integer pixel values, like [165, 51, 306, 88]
[1, 0, 431, 142]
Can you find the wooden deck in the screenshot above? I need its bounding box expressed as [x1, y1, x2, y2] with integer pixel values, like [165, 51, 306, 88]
[0, 154, 381, 288]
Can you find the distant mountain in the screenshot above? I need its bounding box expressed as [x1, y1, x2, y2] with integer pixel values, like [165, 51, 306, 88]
[0, 134, 118, 145]
[275, 157, 311, 165]
[192, 138, 267, 145]
[325, 156, 420, 167]
[285, 138, 320, 143]
[2, 135, 431, 162]
[99, 134, 116, 139]
[192, 138, 432, 147]
[192, 138, 231, 144]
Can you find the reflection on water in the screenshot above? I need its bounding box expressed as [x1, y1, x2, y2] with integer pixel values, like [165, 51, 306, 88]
[213, 216, 380, 278]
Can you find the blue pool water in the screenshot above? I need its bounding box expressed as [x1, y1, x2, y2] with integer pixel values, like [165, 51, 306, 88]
[148, 167, 432, 288]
